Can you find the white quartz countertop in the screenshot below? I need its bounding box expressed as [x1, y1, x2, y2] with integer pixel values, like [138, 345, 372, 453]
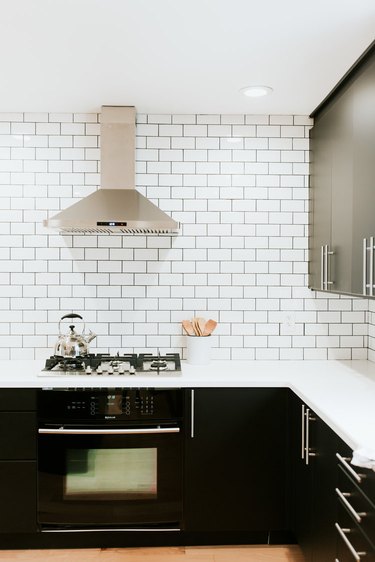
[1, 359, 375, 452]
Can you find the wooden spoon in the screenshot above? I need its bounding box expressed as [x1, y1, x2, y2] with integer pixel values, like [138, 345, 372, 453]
[197, 317, 206, 336]
[182, 320, 195, 336]
[203, 319, 217, 336]
[192, 317, 202, 336]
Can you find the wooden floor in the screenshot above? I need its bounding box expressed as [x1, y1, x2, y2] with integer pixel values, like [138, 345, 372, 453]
[0, 546, 304, 562]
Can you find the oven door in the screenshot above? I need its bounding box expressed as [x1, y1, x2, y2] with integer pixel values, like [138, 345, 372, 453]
[38, 426, 183, 529]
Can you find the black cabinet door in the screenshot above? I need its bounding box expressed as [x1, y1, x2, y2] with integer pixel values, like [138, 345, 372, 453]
[290, 394, 314, 562]
[291, 392, 354, 562]
[184, 388, 288, 533]
[0, 461, 37, 533]
[0, 412, 36, 460]
[311, 417, 343, 562]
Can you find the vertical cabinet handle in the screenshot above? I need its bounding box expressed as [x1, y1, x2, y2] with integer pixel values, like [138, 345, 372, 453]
[190, 389, 195, 438]
[363, 238, 367, 295]
[326, 245, 334, 288]
[363, 237, 375, 296]
[305, 408, 316, 465]
[320, 244, 334, 290]
[301, 404, 305, 459]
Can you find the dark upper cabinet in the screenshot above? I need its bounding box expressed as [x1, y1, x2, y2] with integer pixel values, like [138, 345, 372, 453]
[352, 58, 375, 295]
[309, 105, 333, 292]
[309, 54, 375, 297]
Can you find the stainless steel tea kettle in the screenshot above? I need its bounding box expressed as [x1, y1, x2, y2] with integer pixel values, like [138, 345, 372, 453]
[54, 313, 96, 358]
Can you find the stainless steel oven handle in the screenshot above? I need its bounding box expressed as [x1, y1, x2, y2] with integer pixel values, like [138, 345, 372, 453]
[38, 427, 180, 435]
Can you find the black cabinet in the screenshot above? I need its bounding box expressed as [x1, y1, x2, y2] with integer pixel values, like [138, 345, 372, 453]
[309, 52, 375, 297]
[0, 462, 37, 533]
[336, 452, 375, 560]
[183, 388, 288, 540]
[290, 392, 350, 562]
[0, 389, 37, 534]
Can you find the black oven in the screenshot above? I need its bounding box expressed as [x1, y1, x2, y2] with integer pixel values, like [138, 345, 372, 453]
[37, 388, 183, 531]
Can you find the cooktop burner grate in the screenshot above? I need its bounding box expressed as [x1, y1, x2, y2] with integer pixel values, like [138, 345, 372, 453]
[41, 353, 181, 376]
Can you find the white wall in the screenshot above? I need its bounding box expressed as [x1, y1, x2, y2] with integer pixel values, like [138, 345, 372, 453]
[0, 111, 368, 360]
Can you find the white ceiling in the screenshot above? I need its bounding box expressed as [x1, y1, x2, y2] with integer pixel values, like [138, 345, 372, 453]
[1, 0, 374, 115]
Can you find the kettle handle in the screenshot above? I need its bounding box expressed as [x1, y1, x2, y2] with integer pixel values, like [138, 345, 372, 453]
[58, 313, 85, 337]
[61, 313, 83, 321]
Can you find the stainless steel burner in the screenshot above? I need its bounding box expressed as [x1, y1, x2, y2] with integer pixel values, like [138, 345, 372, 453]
[150, 360, 168, 371]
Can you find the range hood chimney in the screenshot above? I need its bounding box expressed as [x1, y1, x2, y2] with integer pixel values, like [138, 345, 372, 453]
[43, 106, 180, 234]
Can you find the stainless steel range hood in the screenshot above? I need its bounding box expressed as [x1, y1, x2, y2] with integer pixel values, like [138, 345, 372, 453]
[43, 106, 180, 234]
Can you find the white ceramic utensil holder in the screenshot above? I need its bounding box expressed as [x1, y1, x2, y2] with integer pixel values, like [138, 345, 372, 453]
[186, 335, 211, 365]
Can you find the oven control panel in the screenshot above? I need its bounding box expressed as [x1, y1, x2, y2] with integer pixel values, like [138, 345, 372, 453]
[37, 388, 182, 422]
[88, 390, 155, 417]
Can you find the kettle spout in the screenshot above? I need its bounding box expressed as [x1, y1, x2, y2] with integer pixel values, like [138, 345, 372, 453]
[85, 330, 96, 344]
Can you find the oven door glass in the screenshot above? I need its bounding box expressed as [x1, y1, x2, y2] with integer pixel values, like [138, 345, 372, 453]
[38, 429, 182, 528]
[64, 447, 157, 501]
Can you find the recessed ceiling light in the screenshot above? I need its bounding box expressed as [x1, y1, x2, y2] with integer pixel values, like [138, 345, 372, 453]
[240, 86, 273, 98]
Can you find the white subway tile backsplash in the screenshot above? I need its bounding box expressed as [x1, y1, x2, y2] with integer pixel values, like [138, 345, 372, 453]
[0, 111, 369, 359]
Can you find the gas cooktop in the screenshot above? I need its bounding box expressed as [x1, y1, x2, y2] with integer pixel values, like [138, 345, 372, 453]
[39, 353, 181, 377]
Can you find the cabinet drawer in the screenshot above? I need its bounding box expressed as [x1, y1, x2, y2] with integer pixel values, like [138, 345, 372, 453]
[0, 388, 36, 411]
[337, 467, 375, 545]
[0, 412, 36, 460]
[336, 504, 375, 561]
[337, 452, 375, 507]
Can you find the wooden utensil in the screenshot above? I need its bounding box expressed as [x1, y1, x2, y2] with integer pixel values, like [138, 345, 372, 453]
[192, 318, 199, 336]
[197, 317, 206, 336]
[182, 320, 195, 336]
[192, 317, 202, 336]
[203, 319, 217, 336]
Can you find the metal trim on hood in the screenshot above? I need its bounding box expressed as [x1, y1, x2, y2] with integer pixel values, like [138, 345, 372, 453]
[43, 106, 180, 235]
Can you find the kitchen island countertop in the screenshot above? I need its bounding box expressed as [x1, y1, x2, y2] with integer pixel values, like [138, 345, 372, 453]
[1, 359, 375, 452]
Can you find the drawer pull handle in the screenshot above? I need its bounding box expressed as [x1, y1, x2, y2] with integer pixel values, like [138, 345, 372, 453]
[336, 453, 362, 484]
[335, 488, 366, 524]
[335, 523, 367, 561]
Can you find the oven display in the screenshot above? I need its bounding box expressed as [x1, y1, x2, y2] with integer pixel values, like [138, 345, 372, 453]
[106, 393, 122, 415]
